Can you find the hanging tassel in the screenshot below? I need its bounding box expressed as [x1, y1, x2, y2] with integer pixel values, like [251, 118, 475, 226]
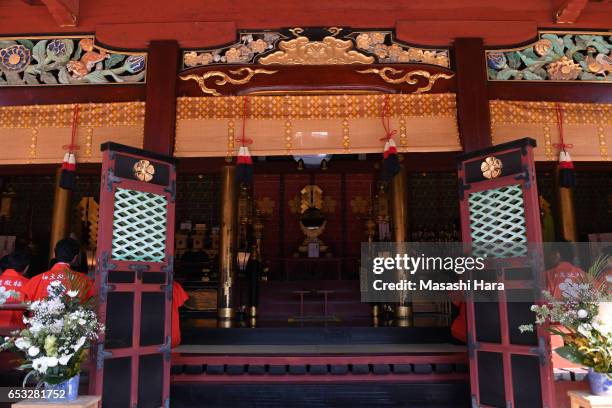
[237, 146, 253, 185]
[379, 96, 400, 181]
[558, 150, 575, 188]
[554, 104, 575, 188]
[59, 152, 76, 190]
[235, 97, 253, 185]
[60, 105, 80, 191]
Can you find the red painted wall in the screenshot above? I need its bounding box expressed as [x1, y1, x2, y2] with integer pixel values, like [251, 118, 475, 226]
[2, 0, 612, 48]
[253, 171, 373, 279]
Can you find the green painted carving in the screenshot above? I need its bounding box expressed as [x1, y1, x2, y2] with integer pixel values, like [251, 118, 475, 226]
[112, 188, 167, 263]
[486, 31, 612, 82]
[0, 36, 147, 86]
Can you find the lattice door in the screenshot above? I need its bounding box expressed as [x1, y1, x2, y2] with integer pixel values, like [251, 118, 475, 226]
[90, 143, 176, 408]
[457, 138, 555, 408]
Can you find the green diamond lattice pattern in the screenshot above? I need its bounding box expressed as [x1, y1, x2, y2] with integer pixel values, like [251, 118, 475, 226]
[468, 185, 527, 258]
[111, 188, 168, 262]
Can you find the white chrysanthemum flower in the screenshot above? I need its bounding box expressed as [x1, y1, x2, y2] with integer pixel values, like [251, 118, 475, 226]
[59, 354, 73, 365]
[46, 356, 58, 367]
[33, 357, 50, 374]
[28, 346, 40, 357]
[577, 309, 588, 319]
[15, 338, 31, 350]
[67, 290, 79, 298]
[73, 337, 86, 351]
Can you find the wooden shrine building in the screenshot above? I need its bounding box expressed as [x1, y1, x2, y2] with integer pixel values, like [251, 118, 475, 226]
[0, 1, 611, 407]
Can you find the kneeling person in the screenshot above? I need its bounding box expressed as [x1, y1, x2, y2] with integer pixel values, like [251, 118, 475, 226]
[24, 238, 94, 302]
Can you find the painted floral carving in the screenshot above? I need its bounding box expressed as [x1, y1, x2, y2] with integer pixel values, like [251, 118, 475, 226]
[0, 36, 147, 86]
[546, 56, 582, 80]
[487, 32, 612, 82]
[0, 45, 31, 72]
[182, 28, 451, 69]
[352, 31, 450, 67]
[183, 33, 280, 68]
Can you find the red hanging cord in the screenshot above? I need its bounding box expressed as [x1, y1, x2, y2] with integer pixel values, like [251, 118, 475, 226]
[379, 95, 397, 142]
[238, 96, 253, 146]
[553, 103, 573, 153]
[62, 104, 80, 152]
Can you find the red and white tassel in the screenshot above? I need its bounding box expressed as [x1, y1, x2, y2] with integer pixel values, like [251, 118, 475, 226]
[59, 152, 76, 190]
[558, 150, 575, 188]
[382, 138, 400, 181]
[236, 146, 253, 185]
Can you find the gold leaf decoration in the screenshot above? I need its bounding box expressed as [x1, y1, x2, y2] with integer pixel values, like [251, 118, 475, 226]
[180, 67, 278, 96]
[256, 196, 275, 216]
[259, 36, 374, 65]
[288, 195, 300, 214]
[322, 196, 336, 214]
[356, 67, 454, 93]
[133, 159, 155, 182]
[350, 196, 370, 215]
[481, 156, 503, 179]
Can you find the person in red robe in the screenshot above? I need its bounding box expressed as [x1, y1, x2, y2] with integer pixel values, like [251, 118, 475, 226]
[545, 242, 586, 299]
[450, 300, 467, 344]
[0, 251, 30, 329]
[171, 281, 189, 348]
[23, 238, 94, 302]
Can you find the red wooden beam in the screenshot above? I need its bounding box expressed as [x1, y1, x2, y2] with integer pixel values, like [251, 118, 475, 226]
[454, 38, 492, 152]
[143, 40, 179, 156]
[40, 0, 79, 27]
[555, 0, 589, 23]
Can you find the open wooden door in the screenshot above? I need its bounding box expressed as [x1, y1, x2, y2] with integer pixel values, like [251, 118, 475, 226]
[457, 138, 555, 408]
[90, 142, 176, 408]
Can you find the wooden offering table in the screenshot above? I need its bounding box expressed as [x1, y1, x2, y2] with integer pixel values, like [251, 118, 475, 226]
[13, 396, 101, 408]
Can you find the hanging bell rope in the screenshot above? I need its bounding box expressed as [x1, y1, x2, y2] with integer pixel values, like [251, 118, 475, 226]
[59, 105, 80, 190]
[379, 95, 399, 181]
[554, 103, 575, 188]
[236, 96, 254, 185]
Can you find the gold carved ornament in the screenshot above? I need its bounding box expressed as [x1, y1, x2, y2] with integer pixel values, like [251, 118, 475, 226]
[180, 67, 278, 96]
[133, 159, 155, 182]
[356, 67, 454, 93]
[258, 36, 374, 65]
[480, 156, 503, 179]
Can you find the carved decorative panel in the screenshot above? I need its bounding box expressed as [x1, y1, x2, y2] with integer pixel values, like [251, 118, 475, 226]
[181, 27, 450, 70]
[486, 31, 612, 82]
[0, 35, 147, 86]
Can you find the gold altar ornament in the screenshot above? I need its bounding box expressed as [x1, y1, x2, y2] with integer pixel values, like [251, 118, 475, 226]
[481, 156, 503, 179]
[296, 184, 330, 255]
[133, 159, 155, 182]
[180, 68, 278, 96]
[356, 67, 454, 94]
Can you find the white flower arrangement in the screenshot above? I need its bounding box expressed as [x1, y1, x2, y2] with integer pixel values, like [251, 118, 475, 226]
[519, 256, 612, 374]
[0, 273, 104, 385]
